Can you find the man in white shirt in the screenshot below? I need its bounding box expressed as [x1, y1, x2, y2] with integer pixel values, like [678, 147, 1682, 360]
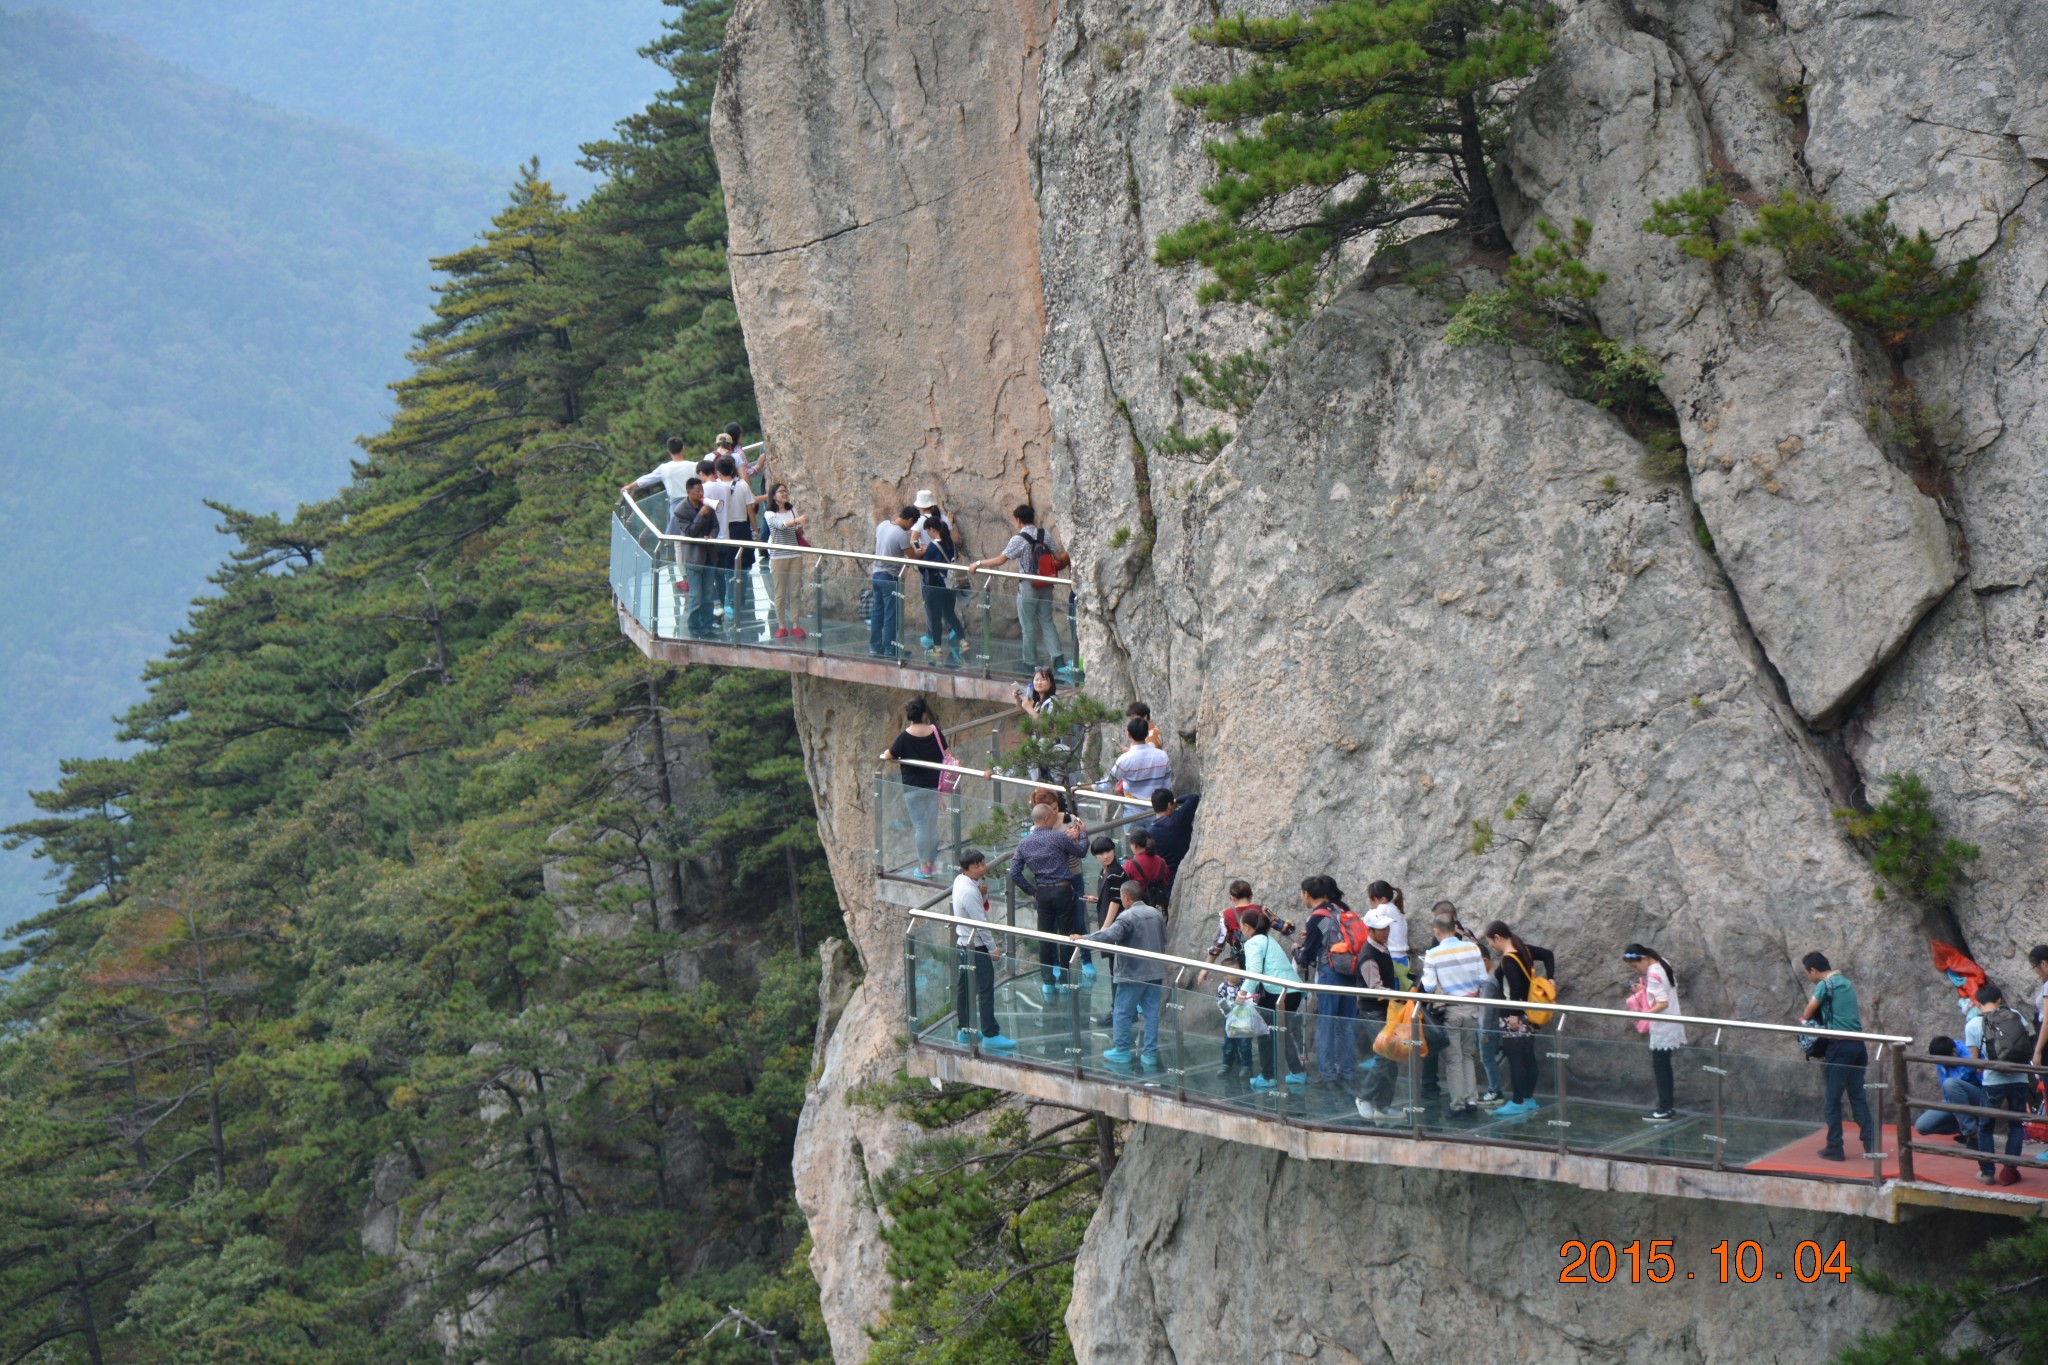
[621, 437, 698, 532]
[869, 505, 915, 656]
[951, 850, 1016, 1049]
[969, 503, 1067, 674]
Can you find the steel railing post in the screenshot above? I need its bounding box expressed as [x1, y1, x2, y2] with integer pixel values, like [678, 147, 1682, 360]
[1067, 974, 1086, 1080]
[1407, 1015, 1422, 1139]
[811, 558, 824, 653]
[964, 946, 981, 1059]
[1708, 1029, 1727, 1172]
[1275, 995, 1289, 1123]
[1893, 1045, 1915, 1184]
[1869, 1043, 1887, 1188]
[903, 930, 918, 1034]
[980, 591, 992, 679]
[1548, 1016, 1570, 1155]
[1172, 993, 1186, 1102]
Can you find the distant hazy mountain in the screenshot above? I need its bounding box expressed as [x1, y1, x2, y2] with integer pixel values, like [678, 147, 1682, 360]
[6, 0, 668, 190]
[0, 10, 513, 928]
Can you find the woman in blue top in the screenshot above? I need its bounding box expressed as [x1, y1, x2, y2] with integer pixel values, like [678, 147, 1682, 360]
[1241, 908, 1306, 1089]
[915, 515, 967, 666]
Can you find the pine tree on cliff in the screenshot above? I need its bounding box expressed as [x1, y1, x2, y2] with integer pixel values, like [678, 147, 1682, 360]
[1156, 0, 1553, 315]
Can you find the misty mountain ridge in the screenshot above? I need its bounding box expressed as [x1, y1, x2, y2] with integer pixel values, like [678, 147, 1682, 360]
[0, 8, 511, 928]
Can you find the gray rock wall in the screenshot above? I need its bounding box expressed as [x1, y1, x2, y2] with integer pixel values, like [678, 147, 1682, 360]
[1505, 0, 1956, 730]
[1070, 1126, 2001, 1365]
[1115, 267, 1952, 1029]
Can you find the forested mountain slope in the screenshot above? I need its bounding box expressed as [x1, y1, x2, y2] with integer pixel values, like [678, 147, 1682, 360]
[0, 3, 836, 1359]
[0, 10, 506, 931]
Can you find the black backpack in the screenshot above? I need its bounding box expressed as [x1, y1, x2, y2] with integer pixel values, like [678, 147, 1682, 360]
[1983, 1006, 2035, 1065]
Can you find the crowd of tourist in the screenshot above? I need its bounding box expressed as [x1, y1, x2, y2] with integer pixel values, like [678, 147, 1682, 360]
[628, 446, 2047, 1180]
[891, 690, 2048, 1160]
[1908, 960, 2048, 1184]
[621, 445, 1079, 674]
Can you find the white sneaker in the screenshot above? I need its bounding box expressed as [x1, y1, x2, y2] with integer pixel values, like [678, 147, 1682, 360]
[1354, 1099, 1387, 1121]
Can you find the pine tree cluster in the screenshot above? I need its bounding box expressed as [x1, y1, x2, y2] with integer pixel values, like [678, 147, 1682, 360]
[0, 3, 836, 1360]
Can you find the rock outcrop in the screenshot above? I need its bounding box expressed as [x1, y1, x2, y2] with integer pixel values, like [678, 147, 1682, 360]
[1506, 0, 1957, 729]
[1117, 263, 1952, 1029]
[716, 0, 1058, 552]
[709, 0, 2048, 1357]
[1779, 0, 2048, 990]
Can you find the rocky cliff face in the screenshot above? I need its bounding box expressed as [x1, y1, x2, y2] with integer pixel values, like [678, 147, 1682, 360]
[712, 0, 2048, 1357]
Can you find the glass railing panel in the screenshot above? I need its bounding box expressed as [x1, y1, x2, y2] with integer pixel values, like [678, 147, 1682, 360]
[873, 772, 1012, 881]
[908, 918, 1921, 1192]
[906, 920, 960, 1043]
[612, 500, 1090, 684]
[610, 512, 649, 626]
[987, 933, 1085, 1067]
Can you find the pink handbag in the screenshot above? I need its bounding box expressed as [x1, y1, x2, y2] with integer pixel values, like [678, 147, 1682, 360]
[1624, 978, 1652, 1034]
[935, 728, 961, 795]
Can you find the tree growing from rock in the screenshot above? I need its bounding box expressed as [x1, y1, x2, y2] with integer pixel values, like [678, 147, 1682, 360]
[1157, 0, 1554, 315]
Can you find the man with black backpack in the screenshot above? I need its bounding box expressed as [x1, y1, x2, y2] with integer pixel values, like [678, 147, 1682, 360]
[969, 504, 1068, 676]
[1798, 953, 1877, 1163]
[1965, 982, 2035, 1186]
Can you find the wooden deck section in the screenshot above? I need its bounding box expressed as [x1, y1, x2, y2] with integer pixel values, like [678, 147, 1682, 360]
[909, 1045, 2048, 1224]
[618, 603, 1021, 702]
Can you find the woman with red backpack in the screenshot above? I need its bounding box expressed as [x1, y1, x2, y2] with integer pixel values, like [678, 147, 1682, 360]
[1122, 832, 1170, 908]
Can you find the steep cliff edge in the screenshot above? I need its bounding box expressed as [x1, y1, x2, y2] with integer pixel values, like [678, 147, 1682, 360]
[713, 0, 1059, 1355]
[713, 0, 2048, 1356]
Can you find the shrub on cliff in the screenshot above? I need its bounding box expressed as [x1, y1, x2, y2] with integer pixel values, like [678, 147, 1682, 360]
[1443, 217, 1673, 433]
[868, 1107, 1110, 1365]
[1832, 772, 1980, 906]
[1157, 0, 1555, 316]
[1642, 185, 1982, 357]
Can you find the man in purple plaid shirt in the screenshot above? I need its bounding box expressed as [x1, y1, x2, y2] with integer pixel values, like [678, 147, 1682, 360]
[1012, 802, 1088, 998]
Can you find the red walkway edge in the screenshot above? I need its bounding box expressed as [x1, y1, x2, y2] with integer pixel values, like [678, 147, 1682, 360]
[1748, 1126, 2048, 1199]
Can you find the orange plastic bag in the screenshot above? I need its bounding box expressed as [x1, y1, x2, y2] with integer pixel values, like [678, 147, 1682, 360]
[1373, 998, 1429, 1062]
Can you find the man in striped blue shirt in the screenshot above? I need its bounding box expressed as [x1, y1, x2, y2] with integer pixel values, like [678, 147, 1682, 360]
[1421, 910, 1488, 1116]
[1095, 717, 1172, 803]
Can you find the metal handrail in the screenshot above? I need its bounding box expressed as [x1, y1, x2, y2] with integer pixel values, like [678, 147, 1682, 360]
[904, 907, 1913, 1046]
[939, 706, 1025, 740]
[885, 757, 1152, 810]
[883, 793, 1155, 897]
[617, 492, 1075, 588]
